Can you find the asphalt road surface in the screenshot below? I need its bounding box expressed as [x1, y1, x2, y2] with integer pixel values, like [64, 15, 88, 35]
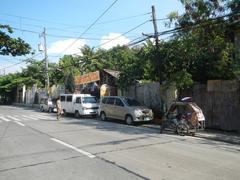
[0, 105, 240, 180]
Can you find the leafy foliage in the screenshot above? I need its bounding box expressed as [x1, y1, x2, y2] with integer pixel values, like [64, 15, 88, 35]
[0, 25, 31, 56]
[64, 71, 75, 93]
[155, 0, 239, 88]
[1, 1, 240, 101]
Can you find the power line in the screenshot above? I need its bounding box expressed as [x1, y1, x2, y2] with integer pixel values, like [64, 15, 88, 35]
[12, 27, 40, 34]
[0, 13, 85, 28]
[93, 20, 150, 49]
[58, 0, 119, 55]
[10, 27, 113, 40]
[155, 17, 172, 21]
[127, 36, 151, 47]
[129, 12, 240, 47]
[10, 26, 138, 41]
[0, 56, 23, 62]
[95, 12, 151, 25]
[0, 52, 43, 71]
[1, 12, 152, 33]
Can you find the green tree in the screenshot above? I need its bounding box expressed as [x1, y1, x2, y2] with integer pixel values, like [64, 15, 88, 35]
[0, 24, 32, 102]
[64, 71, 75, 93]
[21, 60, 45, 87]
[0, 25, 31, 56]
[151, 0, 238, 89]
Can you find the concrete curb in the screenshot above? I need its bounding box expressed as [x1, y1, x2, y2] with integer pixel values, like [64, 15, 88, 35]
[13, 103, 39, 109]
[142, 124, 240, 145]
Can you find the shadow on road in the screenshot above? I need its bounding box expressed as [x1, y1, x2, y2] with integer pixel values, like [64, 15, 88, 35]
[61, 116, 160, 136]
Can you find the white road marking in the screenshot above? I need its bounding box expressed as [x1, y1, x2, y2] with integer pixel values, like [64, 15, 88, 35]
[22, 115, 39, 120]
[14, 121, 25, 127]
[7, 116, 21, 121]
[34, 115, 54, 119]
[0, 116, 11, 122]
[36, 115, 58, 121]
[51, 138, 95, 158]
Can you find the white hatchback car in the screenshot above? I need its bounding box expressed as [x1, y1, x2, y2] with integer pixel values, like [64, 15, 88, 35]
[40, 97, 57, 113]
[99, 96, 153, 125]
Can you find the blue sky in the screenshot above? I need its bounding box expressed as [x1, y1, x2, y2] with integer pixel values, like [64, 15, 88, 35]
[0, 0, 185, 74]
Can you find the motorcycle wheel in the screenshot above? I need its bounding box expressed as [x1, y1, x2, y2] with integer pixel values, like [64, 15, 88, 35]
[177, 123, 189, 136]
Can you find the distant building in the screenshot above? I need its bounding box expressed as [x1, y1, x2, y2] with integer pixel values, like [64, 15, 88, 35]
[74, 69, 120, 98]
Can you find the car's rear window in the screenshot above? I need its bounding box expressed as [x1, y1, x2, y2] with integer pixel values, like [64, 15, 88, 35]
[123, 98, 141, 106]
[106, 98, 115, 105]
[102, 98, 107, 104]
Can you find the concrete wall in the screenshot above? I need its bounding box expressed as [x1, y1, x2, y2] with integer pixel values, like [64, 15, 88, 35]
[50, 85, 65, 98]
[181, 80, 240, 132]
[25, 84, 37, 104]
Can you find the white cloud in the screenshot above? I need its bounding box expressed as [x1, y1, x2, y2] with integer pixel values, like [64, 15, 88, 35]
[100, 33, 130, 50]
[48, 39, 87, 55]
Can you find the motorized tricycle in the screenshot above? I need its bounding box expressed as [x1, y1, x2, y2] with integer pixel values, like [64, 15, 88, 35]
[160, 97, 205, 136]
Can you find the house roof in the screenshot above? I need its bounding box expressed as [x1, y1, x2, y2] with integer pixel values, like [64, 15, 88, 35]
[103, 69, 120, 79]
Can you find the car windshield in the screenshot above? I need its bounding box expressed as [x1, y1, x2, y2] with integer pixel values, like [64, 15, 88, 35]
[123, 98, 141, 106]
[82, 97, 97, 103]
[51, 99, 57, 104]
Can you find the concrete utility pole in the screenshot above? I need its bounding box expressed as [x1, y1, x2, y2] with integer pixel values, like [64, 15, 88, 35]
[151, 5, 161, 83]
[43, 28, 49, 95]
[152, 5, 159, 47]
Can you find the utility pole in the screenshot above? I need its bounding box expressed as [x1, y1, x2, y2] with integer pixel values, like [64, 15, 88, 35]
[43, 27, 49, 95]
[151, 5, 161, 83]
[152, 5, 159, 47]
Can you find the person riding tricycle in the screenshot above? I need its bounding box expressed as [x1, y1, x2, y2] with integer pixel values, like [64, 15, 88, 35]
[161, 97, 205, 136]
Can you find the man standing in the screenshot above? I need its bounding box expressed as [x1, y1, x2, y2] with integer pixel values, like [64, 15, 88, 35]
[56, 96, 62, 120]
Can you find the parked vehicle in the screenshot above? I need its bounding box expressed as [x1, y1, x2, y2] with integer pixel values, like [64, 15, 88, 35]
[60, 94, 99, 117]
[40, 97, 57, 113]
[161, 97, 205, 135]
[99, 96, 153, 125]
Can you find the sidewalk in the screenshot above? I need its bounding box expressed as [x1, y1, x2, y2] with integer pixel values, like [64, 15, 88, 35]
[142, 124, 240, 145]
[13, 103, 39, 109]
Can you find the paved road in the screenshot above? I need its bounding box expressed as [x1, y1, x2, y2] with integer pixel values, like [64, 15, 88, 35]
[0, 105, 240, 180]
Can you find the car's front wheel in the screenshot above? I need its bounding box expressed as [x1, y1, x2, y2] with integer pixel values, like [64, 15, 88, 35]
[48, 107, 53, 113]
[125, 115, 134, 125]
[100, 112, 106, 121]
[74, 110, 80, 118]
[40, 106, 44, 112]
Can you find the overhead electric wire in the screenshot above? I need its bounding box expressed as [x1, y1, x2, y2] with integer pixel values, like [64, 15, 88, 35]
[58, 0, 119, 55]
[57, 19, 151, 70]
[128, 12, 240, 47]
[0, 52, 43, 71]
[155, 17, 172, 21]
[0, 13, 85, 28]
[1, 12, 152, 33]
[127, 36, 151, 47]
[12, 27, 40, 34]
[10, 27, 113, 40]
[95, 12, 151, 25]
[93, 19, 150, 49]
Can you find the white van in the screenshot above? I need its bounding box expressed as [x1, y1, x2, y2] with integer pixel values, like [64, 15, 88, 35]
[60, 94, 99, 118]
